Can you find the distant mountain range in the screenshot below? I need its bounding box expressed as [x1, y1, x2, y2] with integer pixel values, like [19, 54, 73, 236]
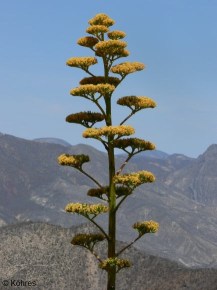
[33, 136, 170, 159]
[33, 137, 72, 147]
[0, 133, 217, 268]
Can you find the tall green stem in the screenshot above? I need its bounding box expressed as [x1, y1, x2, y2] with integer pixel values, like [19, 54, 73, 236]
[104, 58, 116, 290]
[107, 136, 116, 290]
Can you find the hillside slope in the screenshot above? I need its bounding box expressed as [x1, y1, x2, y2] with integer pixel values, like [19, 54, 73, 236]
[0, 222, 217, 290]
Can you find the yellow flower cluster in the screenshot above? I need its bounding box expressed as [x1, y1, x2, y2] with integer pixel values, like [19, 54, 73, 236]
[113, 138, 156, 151]
[115, 186, 132, 197]
[95, 40, 127, 56]
[86, 25, 109, 35]
[66, 57, 97, 70]
[65, 203, 108, 216]
[82, 125, 135, 139]
[88, 13, 115, 27]
[99, 258, 131, 272]
[107, 30, 126, 40]
[77, 36, 99, 47]
[87, 186, 132, 198]
[117, 96, 156, 109]
[70, 84, 115, 97]
[57, 154, 90, 168]
[133, 220, 159, 235]
[118, 49, 130, 57]
[71, 233, 106, 249]
[113, 170, 155, 188]
[80, 76, 120, 87]
[98, 125, 135, 137]
[87, 187, 109, 198]
[66, 111, 105, 126]
[111, 62, 145, 76]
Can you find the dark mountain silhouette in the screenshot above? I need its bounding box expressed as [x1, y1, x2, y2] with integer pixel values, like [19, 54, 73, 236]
[0, 133, 217, 268]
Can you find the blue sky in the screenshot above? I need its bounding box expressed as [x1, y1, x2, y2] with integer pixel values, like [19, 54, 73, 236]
[0, 0, 216, 157]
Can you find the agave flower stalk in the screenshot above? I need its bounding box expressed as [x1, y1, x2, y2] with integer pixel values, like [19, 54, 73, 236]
[57, 13, 159, 290]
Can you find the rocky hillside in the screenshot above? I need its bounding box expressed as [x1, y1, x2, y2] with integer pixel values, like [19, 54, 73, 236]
[0, 222, 217, 290]
[0, 133, 217, 268]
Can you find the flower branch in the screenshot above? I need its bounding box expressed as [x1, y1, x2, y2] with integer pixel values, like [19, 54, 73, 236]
[116, 236, 141, 257]
[79, 168, 103, 188]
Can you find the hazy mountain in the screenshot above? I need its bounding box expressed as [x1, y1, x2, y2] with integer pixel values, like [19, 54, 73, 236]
[0, 222, 217, 290]
[33, 137, 72, 147]
[118, 149, 169, 160]
[0, 133, 217, 268]
[164, 144, 217, 205]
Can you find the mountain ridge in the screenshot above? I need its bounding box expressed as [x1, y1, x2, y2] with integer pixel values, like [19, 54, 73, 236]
[0, 133, 217, 268]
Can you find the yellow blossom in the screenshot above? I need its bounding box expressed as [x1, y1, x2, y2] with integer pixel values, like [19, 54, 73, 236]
[99, 258, 131, 272]
[82, 125, 135, 139]
[70, 84, 115, 98]
[113, 138, 156, 151]
[80, 76, 120, 87]
[133, 220, 159, 235]
[66, 111, 105, 127]
[119, 49, 130, 57]
[96, 48, 129, 58]
[57, 154, 89, 168]
[87, 187, 109, 198]
[95, 40, 127, 56]
[115, 186, 132, 197]
[117, 96, 156, 109]
[87, 186, 132, 198]
[107, 30, 126, 40]
[113, 170, 155, 188]
[66, 57, 97, 70]
[77, 36, 99, 47]
[88, 13, 115, 27]
[82, 128, 102, 139]
[111, 62, 145, 76]
[65, 203, 108, 216]
[71, 233, 106, 250]
[86, 25, 109, 35]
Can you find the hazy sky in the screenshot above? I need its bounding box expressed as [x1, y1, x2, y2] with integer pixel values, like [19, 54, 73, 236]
[0, 0, 216, 157]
